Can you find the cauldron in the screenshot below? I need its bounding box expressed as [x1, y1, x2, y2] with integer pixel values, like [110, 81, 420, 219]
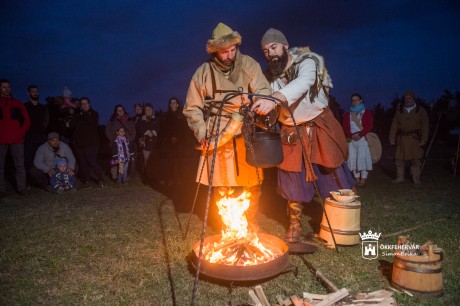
[245, 131, 283, 168]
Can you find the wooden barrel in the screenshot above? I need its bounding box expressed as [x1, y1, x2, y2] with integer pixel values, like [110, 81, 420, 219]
[391, 245, 443, 298]
[319, 197, 361, 247]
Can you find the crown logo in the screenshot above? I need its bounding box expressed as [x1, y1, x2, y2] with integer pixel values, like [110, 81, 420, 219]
[359, 230, 381, 241]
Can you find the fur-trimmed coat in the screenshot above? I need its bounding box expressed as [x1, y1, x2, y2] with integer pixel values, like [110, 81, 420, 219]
[183, 51, 272, 187]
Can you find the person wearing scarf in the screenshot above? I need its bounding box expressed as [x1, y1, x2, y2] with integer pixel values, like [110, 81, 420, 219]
[183, 23, 272, 225]
[389, 91, 429, 184]
[342, 93, 374, 187]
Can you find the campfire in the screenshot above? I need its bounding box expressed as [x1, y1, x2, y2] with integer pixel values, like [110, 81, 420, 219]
[192, 189, 289, 281]
[203, 190, 281, 265]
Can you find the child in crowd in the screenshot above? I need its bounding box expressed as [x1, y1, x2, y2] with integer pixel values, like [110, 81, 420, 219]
[111, 127, 134, 184]
[49, 158, 77, 193]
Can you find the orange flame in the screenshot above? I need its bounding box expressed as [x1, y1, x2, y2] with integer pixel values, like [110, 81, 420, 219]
[216, 190, 250, 240]
[201, 190, 279, 266]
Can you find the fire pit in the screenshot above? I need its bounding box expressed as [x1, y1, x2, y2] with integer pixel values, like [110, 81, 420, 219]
[192, 233, 289, 281]
[191, 190, 289, 281]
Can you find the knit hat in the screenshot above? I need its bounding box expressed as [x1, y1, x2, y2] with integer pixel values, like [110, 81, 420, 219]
[56, 158, 67, 167]
[261, 28, 289, 47]
[48, 132, 60, 140]
[206, 23, 242, 54]
[403, 91, 416, 99]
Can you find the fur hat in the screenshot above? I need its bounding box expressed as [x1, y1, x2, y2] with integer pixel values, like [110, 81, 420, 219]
[261, 28, 289, 47]
[206, 23, 242, 54]
[403, 91, 417, 99]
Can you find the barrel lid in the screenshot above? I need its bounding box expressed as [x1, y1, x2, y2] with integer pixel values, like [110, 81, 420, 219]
[326, 197, 361, 208]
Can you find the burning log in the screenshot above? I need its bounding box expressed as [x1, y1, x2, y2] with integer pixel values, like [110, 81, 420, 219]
[191, 190, 289, 281]
[198, 190, 284, 266]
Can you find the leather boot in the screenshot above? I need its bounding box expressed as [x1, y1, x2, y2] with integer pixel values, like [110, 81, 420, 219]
[245, 185, 261, 225]
[392, 160, 405, 183]
[411, 160, 421, 184]
[284, 201, 303, 243]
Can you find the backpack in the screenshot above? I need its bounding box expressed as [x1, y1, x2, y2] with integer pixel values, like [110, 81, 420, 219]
[288, 46, 333, 99]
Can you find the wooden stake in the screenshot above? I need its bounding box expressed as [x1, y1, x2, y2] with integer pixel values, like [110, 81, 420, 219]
[249, 289, 262, 306]
[290, 295, 303, 306]
[316, 288, 349, 306]
[315, 269, 339, 292]
[303, 292, 328, 300]
[254, 285, 270, 306]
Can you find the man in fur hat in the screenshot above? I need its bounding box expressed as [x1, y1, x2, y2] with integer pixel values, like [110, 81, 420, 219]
[252, 28, 355, 248]
[183, 23, 272, 224]
[389, 91, 429, 184]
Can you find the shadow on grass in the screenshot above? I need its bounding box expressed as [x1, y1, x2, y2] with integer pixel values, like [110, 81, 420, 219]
[158, 198, 178, 306]
[378, 259, 393, 283]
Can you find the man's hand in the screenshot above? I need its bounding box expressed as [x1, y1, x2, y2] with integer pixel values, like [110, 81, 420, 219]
[251, 98, 276, 115]
[67, 168, 75, 176]
[199, 138, 209, 149]
[352, 134, 361, 141]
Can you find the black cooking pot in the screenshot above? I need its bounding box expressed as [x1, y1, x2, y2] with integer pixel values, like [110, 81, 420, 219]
[245, 131, 283, 168]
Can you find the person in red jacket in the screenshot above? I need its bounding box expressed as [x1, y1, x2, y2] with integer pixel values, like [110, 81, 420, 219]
[342, 93, 374, 187]
[0, 79, 31, 196]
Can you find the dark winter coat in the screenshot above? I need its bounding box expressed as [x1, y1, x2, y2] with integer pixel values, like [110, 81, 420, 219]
[71, 109, 100, 148]
[25, 101, 49, 138]
[136, 115, 160, 151]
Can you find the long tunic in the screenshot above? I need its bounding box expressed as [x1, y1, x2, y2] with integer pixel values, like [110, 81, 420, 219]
[183, 51, 272, 187]
[389, 106, 429, 160]
[269, 48, 353, 202]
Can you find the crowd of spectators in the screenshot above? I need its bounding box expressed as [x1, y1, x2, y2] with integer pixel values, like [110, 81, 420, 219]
[0, 79, 194, 197]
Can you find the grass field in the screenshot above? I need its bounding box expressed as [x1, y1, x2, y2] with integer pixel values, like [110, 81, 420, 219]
[1, 157, 459, 305]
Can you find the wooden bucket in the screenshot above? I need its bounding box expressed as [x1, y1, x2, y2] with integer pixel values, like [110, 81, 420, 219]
[319, 197, 361, 247]
[391, 245, 443, 298]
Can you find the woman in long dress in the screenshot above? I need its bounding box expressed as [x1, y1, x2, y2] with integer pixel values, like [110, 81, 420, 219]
[342, 93, 374, 187]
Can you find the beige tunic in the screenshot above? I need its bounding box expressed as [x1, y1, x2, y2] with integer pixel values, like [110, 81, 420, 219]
[183, 51, 272, 187]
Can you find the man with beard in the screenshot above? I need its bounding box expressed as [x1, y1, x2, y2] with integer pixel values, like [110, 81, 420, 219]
[29, 132, 76, 192]
[183, 23, 272, 224]
[251, 28, 354, 248]
[24, 85, 49, 173]
[389, 91, 429, 184]
[0, 79, 30, 197]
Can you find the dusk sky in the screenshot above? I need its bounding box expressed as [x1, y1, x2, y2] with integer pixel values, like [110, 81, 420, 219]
[2, 1, 460, 122]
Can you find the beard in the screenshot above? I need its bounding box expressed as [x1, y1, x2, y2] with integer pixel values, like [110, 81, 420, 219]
[216, 56, 235, 68]
[267, 47, 289, 78]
